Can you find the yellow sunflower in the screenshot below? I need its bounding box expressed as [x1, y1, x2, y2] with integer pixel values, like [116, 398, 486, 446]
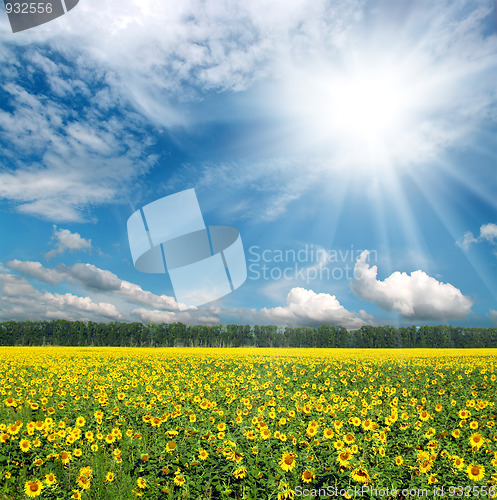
[279, 451, 296, 472]
[467, 463, 485, 481]
[174, 474, 185, 486]
[351, 468, 371, 484]
[24, 480, 43, 498]
[233, 467, 247, 479]
[301, 469, 315, 483]
[469, 433, 485, 450]
[44, 473, 56, 486]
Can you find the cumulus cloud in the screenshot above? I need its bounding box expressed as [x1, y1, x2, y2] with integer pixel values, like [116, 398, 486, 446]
[256, 287, 367, 330]
[6, 259, 67, 285]
[44, 226, 94, 260]
[2, 259, 216, 323]
[0, 272, 122, 321]
[351, 250, 473, 321]
[57, 263, 121, 291]
[457, 223, 497, 252]
[6, 259, 180, 310]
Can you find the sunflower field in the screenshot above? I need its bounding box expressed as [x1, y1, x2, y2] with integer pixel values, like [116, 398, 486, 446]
[0, 347, 496, 499]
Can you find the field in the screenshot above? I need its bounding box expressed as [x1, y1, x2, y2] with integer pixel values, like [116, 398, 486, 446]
[0, 347, 496, 499]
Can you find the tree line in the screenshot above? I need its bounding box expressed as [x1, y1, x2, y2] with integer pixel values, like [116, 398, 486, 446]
[0, 320, 496, 348]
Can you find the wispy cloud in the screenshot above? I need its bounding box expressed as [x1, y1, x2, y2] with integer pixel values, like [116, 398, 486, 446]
[489, 309, 497, 325]
[0, 49, 156, 222]
[457, 223, 497, 252]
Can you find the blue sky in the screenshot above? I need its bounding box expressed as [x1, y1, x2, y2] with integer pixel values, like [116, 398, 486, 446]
[0, 0, 496, 329]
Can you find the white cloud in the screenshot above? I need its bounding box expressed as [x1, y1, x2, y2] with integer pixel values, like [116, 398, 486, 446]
[44, 226, 93, 259]
[57, 263, 121, 291]
[0, 271, 122, 321]
[0, 62, 156, 222]
[257, 287, 367, 329]
[489, 309, 497, 325]
[6, 259, 67, 285]
[480, 223, 497, 244]
[457, 231, 479, 251]
[1, 1, 496, 222]
[2, 259, 218, 324]
[131, 307, 219, 325]
[457, 223, 497, 252]
[351, 250, 473, 321]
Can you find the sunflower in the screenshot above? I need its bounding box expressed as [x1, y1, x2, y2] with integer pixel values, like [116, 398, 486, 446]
[174, 474, 185, 486]
[233, 467, 247, 479]
[362, 420, 373, 431]
[75, 417, 86, 427]
[469, 433, 485, 450]
[395, 456, 404, 466]
[20, 439, 31, 452]
[350, 417, 362, 427]
[277, 482, 295, 500]
[452, 429, 461, 438]
[217, 422, 227, 432]
[137, 477, 147, 489]
[198, 449, 209, 460]
[60, 451, 72, 465]
[301, 469, 315, 483]
[279, 452, 297, 472]
[260, 428, 271, 440]
[467, 463, 485, 481]
[24, 480, 43, 498]
[419, 460, 433, 474]
[166, 441, 177, 452]
[44, 473, 56, 486]
[76, 475, 91, 490]
[351, 468, 371, 484]
[105, 434, 115, 444]
[323, 428, 334, 439]
[344, 433, 355, 444]
[337, 451, 352, 467]
[79, 466, 93, 478]
[105, 472, 115, 482]
[452, 456, 465, 469]
[306, 425, 318, 438]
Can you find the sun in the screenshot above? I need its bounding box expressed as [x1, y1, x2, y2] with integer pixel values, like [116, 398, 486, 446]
[328, 66, 409, 153]
[271, 46, 453, 175]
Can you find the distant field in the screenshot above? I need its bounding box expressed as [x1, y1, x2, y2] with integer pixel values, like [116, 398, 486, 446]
[0, 347, 496, 499]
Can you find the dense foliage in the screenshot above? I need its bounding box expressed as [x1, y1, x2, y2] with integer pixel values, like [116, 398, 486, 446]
[0, 321, 496, 348]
